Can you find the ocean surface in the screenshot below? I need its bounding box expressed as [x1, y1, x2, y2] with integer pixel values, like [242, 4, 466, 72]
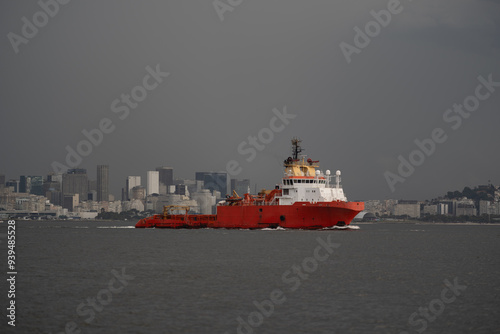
[1, 220, 499, 334]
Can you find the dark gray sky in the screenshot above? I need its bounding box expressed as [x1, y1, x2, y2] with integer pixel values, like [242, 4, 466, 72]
[1, 0, 499, 200]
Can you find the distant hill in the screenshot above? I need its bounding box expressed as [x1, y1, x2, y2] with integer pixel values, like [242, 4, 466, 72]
[444, 185, 495, 202]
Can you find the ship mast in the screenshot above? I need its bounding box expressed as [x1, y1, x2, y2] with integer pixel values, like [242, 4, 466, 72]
[291, 137, 303, 160]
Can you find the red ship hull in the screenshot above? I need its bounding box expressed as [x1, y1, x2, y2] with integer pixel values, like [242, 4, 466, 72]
[135, 201, 364, 229]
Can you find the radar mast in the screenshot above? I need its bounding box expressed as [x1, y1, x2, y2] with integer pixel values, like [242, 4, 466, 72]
[291, 137, 303, 160]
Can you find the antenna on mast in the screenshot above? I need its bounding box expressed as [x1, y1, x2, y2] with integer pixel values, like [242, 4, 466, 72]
[291, 137, 303, 160]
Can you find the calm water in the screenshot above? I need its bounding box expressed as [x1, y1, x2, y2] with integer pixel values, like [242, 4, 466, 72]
[1, 221, 499, 334]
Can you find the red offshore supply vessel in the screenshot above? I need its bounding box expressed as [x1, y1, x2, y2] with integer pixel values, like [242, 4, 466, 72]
[136, 139, 364, 229]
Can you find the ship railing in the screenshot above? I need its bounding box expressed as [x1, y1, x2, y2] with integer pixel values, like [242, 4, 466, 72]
[256, 201, 279, 206]
[219, 198, 280, 206]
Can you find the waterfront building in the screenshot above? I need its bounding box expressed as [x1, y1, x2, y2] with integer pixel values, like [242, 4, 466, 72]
[393, 200, 421, 218]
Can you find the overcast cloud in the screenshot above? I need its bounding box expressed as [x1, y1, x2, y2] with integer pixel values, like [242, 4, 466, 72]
[0, 0, 499, 200]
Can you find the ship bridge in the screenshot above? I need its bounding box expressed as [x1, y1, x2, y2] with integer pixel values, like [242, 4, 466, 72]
[278, 138, 347, 205]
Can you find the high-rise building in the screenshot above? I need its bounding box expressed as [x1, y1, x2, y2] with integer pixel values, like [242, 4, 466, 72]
[147, 171, 159, 195]
[231, 179, 251, 196]
[6, 180, 19, 192]
[126, 176, 141, 200]
[19, 175, 43, 195]
[30, 176, 44, 195]
[97, 165, 109, 202]
[195, 172, 228, 197]
[62, 169, 88, 200]
[43, 174, 61, 194]
[156, 167, 173, 194]
[19, 175, 31, 193]
[0, 174, 5, 189]
[44, 174, 62, 204]
[46, 191, 63, 206]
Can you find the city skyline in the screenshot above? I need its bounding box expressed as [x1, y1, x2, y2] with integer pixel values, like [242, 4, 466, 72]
[1, 163, 498, 221]
[1, 163, 498, 203]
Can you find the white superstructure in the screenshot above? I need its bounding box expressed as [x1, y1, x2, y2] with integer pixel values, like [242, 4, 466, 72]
[276, 138, 348, 205]
[278, 162, 347, 205]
